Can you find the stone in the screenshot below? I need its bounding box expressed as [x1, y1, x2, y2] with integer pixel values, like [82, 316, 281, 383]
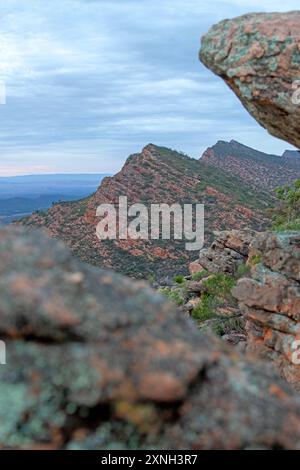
[0, 227, 300, 449]
[189, 261, 204, 275]
[222, 333, 247, 346]
[233, 232, 300, 392]
[195, 230, 255, 275]
[200, 12, 300, 149]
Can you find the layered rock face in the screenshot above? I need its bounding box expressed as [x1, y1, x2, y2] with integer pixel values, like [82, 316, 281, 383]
[1, 227, 300, 449]
[233, 232, 300, 392]
[192, 229, 256, 275]
[200, 12, 300, 149]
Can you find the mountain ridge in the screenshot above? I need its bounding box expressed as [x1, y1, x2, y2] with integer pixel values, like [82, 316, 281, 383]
[18, 143, 270, 279]
[201, 140, 300, 190]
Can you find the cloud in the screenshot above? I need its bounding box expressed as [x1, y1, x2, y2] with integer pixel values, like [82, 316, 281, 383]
[0, 0, 297, 175]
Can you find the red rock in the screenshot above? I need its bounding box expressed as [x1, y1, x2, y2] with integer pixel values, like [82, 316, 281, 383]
[200, 12, 300, 149]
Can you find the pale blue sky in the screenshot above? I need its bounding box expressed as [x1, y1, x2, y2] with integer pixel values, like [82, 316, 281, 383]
[0, 0, 298, 175]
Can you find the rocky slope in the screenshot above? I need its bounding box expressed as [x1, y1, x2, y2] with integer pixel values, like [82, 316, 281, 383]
[200, 11, 300, 149]
[233, 232, 300, 392]
[19, 144, 270, 280]
[200, 12, 300, 395]
[186, 229, 300, 393]
[201, 140, 300, 190]
[2, 227, 300, 449]
[182, 230, 254, 343]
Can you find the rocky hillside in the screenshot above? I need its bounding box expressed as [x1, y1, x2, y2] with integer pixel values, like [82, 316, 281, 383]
[201, 140, 300, 190]
[2, 227, 300, 450]
[19, 144, 271, 280]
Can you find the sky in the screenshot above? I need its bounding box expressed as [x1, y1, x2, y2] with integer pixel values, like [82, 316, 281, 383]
[0, 0, 299, 176]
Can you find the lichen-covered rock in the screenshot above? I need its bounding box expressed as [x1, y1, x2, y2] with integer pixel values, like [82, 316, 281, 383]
[233, 232, 300, 392]
[1, 227, 300, 449]
[200, 12, 300, 149]
[192, 230, 256, 275]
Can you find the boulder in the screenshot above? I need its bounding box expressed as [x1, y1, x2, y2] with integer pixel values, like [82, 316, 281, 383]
[189, 261, 204, 275]
[0, 227, 300, 449]
[200, 12, 300, 149]
[191, 230, 256, 275]
[233, 232, 300, 392]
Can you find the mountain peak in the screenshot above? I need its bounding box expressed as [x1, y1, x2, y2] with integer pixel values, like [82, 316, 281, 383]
[214, 140, 258, 153]
[142, 143, 157, 153]
[282, 149, 300, 159]
[201, 140, 300, 190]
[229, 139, 246, 147]
[141, 143, 167, 159]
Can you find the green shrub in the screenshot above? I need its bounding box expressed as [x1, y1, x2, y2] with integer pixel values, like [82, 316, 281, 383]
[174, 275, 185, 284]
[211, 316, 245, 337]
[273, 219, 300, 231]
[271, 179, 300, 231]
[147, 275, 155, 284]
[191, 293, 216, 321]
[191, 273, 237, 324]
[158, 287, 184, 306]
[191, 270, 209, 281]
[236, 263, 251, 278]
[248, 254, 262, 266]
[202, 273, 235, 299]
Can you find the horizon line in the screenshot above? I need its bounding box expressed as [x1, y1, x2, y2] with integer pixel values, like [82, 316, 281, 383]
[0, 172, 113, 178]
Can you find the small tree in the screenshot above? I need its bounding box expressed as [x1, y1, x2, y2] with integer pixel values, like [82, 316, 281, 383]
[271, 179, 300, 230]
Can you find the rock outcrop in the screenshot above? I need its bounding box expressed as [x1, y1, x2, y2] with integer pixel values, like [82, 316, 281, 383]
[200, 12, 300, 149]
[233, 232, 300, 392]
[200, 12, 300, 394]
[192, 229, 256, 275]
[1, 227, 300, 449]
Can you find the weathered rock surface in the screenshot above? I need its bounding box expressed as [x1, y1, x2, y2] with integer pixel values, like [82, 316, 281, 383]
[193, 229, 256, 275]
[200, 12, 300, 149]
[1, 227, 300, 449]
[233, 232, 300, 392]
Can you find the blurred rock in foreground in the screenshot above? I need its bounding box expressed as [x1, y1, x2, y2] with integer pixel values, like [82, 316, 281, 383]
[1, 227, 300, 449]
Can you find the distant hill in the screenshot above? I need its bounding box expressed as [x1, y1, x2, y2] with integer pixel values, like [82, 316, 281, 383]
[0, 174, 109, 224]
[19, 144, 271, 279]
[201, 140, 300, 190]
[0, 174, 110, 199]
